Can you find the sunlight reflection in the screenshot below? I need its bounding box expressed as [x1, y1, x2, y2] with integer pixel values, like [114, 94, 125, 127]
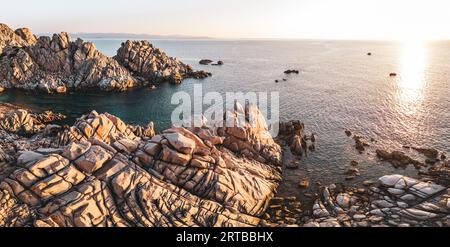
[398, 40, 427, 113]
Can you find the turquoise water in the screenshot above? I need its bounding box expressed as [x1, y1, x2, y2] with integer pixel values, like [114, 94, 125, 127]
[1, 39, 450, 197]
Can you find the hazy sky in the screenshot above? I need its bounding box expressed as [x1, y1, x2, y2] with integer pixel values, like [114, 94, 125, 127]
[1, 0, 449, 40]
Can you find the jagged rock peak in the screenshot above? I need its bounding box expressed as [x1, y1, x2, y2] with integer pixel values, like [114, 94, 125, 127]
[0, 23, 36, 53]
[0, 23, 211, 93]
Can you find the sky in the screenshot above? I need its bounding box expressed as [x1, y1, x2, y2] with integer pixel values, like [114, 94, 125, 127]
[1, 0, 449, 40]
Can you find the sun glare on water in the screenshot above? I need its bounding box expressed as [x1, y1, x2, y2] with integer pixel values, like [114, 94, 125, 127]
[398, 40, 428, 109]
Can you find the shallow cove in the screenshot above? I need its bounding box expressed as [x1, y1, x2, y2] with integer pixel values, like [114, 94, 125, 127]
[1, 39, 449, 203]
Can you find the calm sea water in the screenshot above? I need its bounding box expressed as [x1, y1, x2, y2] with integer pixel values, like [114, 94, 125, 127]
[1, 39, 450, 199]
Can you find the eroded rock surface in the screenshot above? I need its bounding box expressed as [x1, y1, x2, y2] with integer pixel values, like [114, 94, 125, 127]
[0, 104, 66, 135]
[0, 23, 210, 93]
[0, 24, 35, 53]
[115, 40, 211, 84]
[304, 175, 449, 227]
[0, 104, 282, 227]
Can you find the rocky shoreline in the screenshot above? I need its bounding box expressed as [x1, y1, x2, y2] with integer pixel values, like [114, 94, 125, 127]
[0, 102, 448, 227]
[0, 23, 211, 93]
[0, 23, 448, 227]
[0, 102, 283, 226]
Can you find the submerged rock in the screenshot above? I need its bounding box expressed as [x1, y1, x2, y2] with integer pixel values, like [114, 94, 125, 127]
[376, 149, 424, 168]
[284, 69, 300, 74]
[199, 59, 213, 65]
[353, 135, 369, 153]
[412, 147, 439, 159]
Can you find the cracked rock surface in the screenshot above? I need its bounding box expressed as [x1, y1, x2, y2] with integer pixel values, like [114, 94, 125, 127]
[304, 175, 449, 227]
[0, 103, 282, 227]
[0, 23, 209, 93]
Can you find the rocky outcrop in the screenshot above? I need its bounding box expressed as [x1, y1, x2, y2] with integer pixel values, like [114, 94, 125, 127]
[0, 106, 66, 135]
[0, 103, 282, 227]
[115, 41, 211, 84]
[278, 120, 315, 157]
[0, 31, 138, 93]
[284, 69, 299, 74]
[303, 175, 449, 227]
[0, 23, 210, 93]
[199, 59, 213, 65]
[376, 149, 424, 168]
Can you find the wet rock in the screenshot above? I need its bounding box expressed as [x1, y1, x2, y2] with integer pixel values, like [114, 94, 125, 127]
[284, 69, 300, 74]
[212, 60, 224, 66]
[428, 160, 450, 186]
[345, 167, 361, 176]
[376, 149, 423, 168]
[412, 147, 439, 159]
[299, 180, 310, 189]
[290, 135, 303, 155]
[199, 59, 213, 65]
[363, 180, 377, 187]
[345, 130, 352, 137]
[303, 174, 449, 227]
[353, 136, 369, 153]
[286, 160, 300, 169]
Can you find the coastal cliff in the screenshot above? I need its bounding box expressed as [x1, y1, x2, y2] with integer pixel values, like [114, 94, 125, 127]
[0, 23, 210, 93]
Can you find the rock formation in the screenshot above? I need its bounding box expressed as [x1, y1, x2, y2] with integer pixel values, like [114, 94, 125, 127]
[0, 23, 210, 93]
[115, 40, 211, 84]
[0, 103, 66, 135]
[303, 175, 449, 227]
[0, 24, 36, 53]
[0, 103, 282, 227]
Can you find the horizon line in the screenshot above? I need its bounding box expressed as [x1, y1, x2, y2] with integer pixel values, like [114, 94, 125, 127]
[37, 32, 450, 42]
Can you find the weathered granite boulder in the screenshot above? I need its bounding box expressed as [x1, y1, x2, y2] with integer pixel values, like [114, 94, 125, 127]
[0, 189, 34, 227]
[56, 110, 146, 146]
[303, 175, 449, 227]
[0, 104, 282, 227]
